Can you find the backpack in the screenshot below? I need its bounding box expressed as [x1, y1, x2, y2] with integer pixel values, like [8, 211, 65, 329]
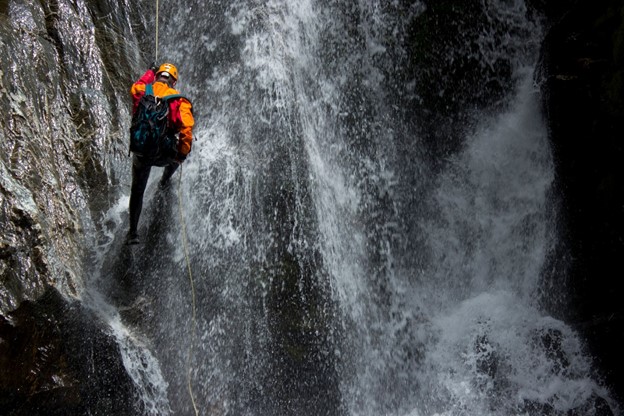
[129, 83, 187, 159]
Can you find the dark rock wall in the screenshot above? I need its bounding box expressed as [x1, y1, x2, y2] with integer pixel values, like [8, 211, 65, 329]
[0, 0, 145, 313]
[0, 0, 150, 412]
[0, 288, 138, 415]
[536, 0, 624, 403]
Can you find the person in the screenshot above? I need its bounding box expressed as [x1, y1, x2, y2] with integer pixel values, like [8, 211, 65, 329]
[127, 62, 194, 245]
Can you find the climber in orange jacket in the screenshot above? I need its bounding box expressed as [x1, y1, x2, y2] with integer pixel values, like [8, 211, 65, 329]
[127, 62, 194, 245]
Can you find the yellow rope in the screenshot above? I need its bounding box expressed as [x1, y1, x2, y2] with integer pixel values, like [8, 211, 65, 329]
[178, 160, 199, 415]
[155, 0, 159, 61]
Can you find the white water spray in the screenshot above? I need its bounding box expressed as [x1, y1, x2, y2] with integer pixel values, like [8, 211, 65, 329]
[94, 1, 620, 415]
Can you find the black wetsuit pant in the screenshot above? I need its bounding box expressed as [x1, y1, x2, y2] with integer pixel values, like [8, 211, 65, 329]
[128, 155, 179, 236]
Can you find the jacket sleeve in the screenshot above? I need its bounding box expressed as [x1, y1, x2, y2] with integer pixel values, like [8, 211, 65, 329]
[176, 98, 194, 157]
[130, 69, 156, 112]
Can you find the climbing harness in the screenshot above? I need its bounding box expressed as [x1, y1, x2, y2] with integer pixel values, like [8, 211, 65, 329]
[177, 166, 199, 416]
[154, 0, 198, 413]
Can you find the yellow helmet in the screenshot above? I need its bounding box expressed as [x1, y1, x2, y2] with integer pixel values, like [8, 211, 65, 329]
[156, 63, 178, 81]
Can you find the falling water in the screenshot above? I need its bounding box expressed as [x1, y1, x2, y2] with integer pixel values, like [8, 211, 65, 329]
[93, 1, 619, 415]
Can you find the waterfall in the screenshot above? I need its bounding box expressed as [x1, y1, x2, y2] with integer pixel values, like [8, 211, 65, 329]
[92, 1, 618, 415]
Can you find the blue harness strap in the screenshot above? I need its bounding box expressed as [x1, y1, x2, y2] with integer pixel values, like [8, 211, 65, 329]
[145, 83, 190, 104]
[163, 94, 186, 101]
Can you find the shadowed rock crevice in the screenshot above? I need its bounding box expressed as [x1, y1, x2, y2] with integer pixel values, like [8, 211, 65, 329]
[0, 288, 138, 416]
[536, 0, 624, 404]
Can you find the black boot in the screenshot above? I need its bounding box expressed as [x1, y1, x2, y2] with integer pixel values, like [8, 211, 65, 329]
[126, 230, 140, 245]
[159, 162, 179, 189]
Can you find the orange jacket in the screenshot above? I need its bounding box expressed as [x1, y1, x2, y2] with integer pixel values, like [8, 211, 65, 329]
[130, 69, 194, 157]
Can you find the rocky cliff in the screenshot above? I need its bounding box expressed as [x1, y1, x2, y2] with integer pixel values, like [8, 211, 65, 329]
[0, 0, 149, 413]
[535, 0, 624, 404]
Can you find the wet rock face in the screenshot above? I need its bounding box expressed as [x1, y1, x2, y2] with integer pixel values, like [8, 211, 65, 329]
[0, 288, 138, 415]
[537, 0, 624, 404]
[0, 1, 144, 310]
[0, 0, 149, 413]
[0, 1, 80, 314]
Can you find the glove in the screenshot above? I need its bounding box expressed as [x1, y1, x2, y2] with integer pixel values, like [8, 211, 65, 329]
[149, 62, 158, 73]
